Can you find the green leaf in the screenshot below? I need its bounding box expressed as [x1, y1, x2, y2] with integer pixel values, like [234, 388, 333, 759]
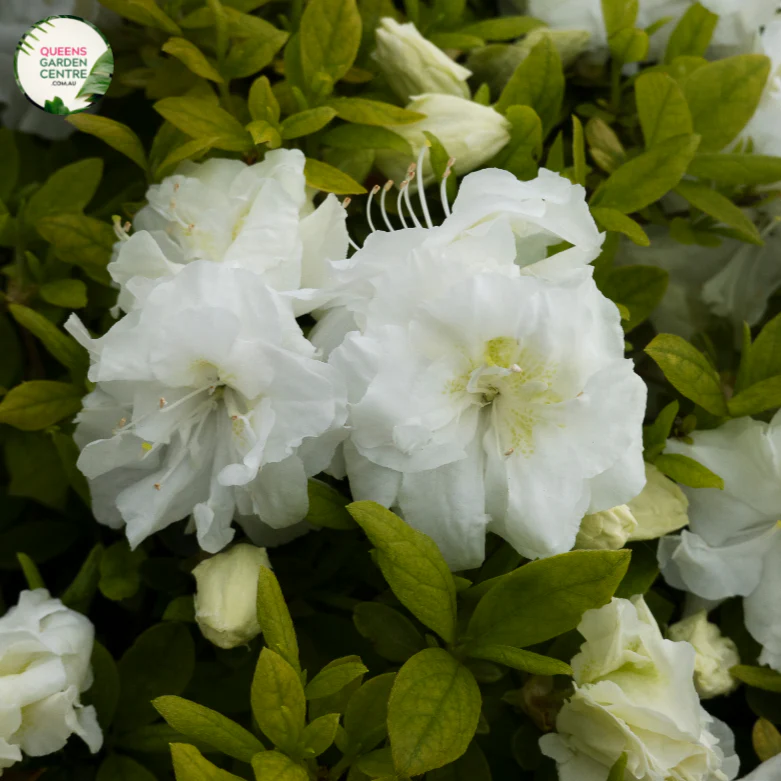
[729, 376, 781, 417]
[354, 747, 395, 777]
[17, 552, 45, 590]
[39, 279, 88, 309]
[428, 32, 485, 50]
[645, 333, 728, 416]
[308, 655, 365, 720]
[247, 119, 282, 148]
[601, 0, 638, 37]
[387, 648, 481, 777]
[464, 550, 630, 649]
[323, 124, 412, 155]
[585, 117, 627, 173]
[465, 644, 573, 676]
[5, 431, 69, 510]
[683, 54, 770, 152]
[154, 97, 253, 152]
[171, 743, 245, 780]
[731, 665, 781, 693]
[251, 751, 309, 781]
[8, 304, 87, 374]
[674, 180, 762, 245]
[303, 479, 356, 529]
[0, 312, 22, 390]
[746, 313, 781, 385]
[155, 137, 219, 180]
[25, 158, 103, 226]
[687, 154, 781, 185]
[635, 72, 693, 148]
[99, 540, 146, 601]
[305, 660, 368, 700]
[353, 602, 425, 662]
[591, 207, 650, 246]
[67, 115, 147, 173]
[496, 36, 563, 134]
[300, 0, 362, 88]
[615, 542, 659, 598]
[643, 400, 679, 461]
[163, 37, 223, 83]
[97, 754, 157, 781]
[607, 753, 628, 781]
[328, 97, 425, 126]
[223, 16, 289, 80]
[599, 265, 668, 332]
[458, 16, 544, 41]
[654, 453, 724, 489]
[84, 641, 120, 730]
[280, 107, 337, 140]
[36, 214, 115, 284]
[572, 115, 587, 186]
[665, 3, 719, 63]
[609, 27, 649, 65]
[0, 381, 83, 431]
[342, 673, 396, 755]
[593, 134, 700, 214]
[62, 544, 104, 613]
[249, 75, 281, 124]
[153, 695, 265, 762]
[299, 713, 340, 757]
[256, 564, 300, 673]
[304, 158, 367, 195]
[501, 105, 543, 180]
[427, 742, 492, 781]
[251, 648, 306, 753]
[347, 501, 457, 643]
[99, 0, 182, 34]
[116, 623, 196, 731]
[76, 48, 115, 101]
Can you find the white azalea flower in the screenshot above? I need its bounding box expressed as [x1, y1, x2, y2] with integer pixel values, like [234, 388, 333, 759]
[109, 150, 348, 314]
[520, 0, 776, 60]
[0, 0, 116, 139]
[539, 596, 740, 781]
[668, 611, 740, 699]
[658, 410, 781, 672]
[373, 18, 472, 103]
[617, 227, 781, 338]
[313, 166, 607, 354]
[193, 543, 271, 649]
[740, 755, 781, 780]
[68, 261, 347, 553]
[375, 94, 511, 185]
[0, 589, 102, 774]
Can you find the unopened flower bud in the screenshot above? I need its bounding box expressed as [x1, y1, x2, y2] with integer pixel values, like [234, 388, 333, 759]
[627, 462, 689, 541]
[375, 94, 511, 185]
[668, 611, 740, 699]
[193, 544, 271, 649]
[373, 18, 472, 103]
[576, 505, 638, 550]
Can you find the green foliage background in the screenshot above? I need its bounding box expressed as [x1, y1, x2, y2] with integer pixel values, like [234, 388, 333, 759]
[2, 0, 781, 779]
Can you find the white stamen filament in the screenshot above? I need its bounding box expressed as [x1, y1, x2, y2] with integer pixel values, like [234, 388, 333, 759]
[403, 180, 423, 229]
[366, 185, 380, 233]
[416, 144, 434, 229]
[380, 180, 395, 232]
[397, 181, 410, 229]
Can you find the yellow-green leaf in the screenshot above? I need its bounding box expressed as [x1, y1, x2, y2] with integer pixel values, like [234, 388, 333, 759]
[304, 158, 367, 194]
[635, 71, 693, 148]
[67, 115, 148, 172]
[36, 214, 115, 284]
[154, 97, 253, 152]
[328, 97, 426, 126]
[0, 381, 83, 431]
[162, 37, 223, 83]
[170, 743, 245, 780]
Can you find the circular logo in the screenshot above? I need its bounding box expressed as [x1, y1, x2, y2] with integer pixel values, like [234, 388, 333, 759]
[14, 16, 113, 116]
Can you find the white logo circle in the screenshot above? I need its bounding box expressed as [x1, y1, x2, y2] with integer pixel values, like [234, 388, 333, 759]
[15, 16, 113, 116]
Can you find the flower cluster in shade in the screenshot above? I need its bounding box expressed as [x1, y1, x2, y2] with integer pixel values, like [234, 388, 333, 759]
[0, 590, 102, 775]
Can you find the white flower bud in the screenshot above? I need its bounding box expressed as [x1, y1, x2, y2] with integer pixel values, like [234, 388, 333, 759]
[576, 505, 638, 550]
[627, 462, 690, 541]
[668, 611, 741, 699]
[193, 544, 272, 649]
[372, 18, 472, 103]
[375, 94, 511, 185]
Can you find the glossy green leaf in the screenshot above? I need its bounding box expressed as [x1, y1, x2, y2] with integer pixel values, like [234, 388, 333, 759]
[256, 564, 300, 673]
[654, 453, 724, 489]
[0, 381, 83, 431]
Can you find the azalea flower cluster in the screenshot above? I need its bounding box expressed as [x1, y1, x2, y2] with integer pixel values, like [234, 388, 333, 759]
[68, 147, 655, 576]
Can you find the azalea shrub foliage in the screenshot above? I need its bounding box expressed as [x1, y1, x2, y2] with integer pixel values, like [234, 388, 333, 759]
[5, 0, 781, 779]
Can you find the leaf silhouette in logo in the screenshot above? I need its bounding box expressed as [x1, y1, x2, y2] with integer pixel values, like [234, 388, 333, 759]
[77, 48, 114, 102]
[44, 96, 70, 115]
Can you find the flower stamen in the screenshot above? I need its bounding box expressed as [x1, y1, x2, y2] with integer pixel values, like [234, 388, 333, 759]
[380, 180, 395, 232]
[417, 142, 434, 229]
[367, 185, 380, 233]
